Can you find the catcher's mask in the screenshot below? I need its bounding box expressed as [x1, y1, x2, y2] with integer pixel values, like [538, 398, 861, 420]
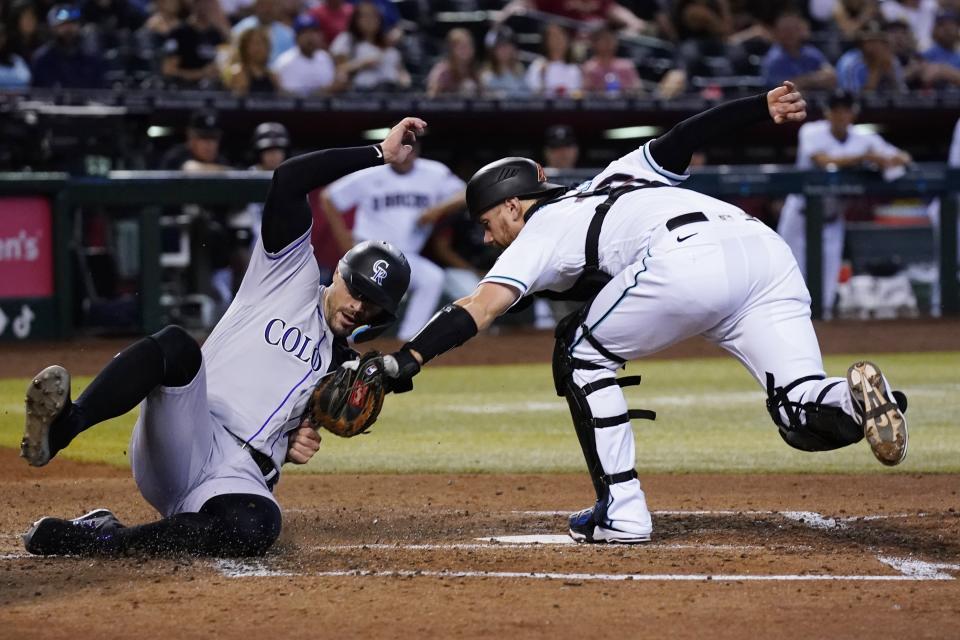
[465, 157, 567, 219]
[338, 240, 411, 342]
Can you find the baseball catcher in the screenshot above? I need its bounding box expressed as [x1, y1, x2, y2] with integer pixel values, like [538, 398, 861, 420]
[368, 83, 909, 544]
[19, 117, 423, 557]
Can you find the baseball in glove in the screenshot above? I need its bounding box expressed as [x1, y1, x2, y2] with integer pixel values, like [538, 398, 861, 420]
[305, 351, 386, 437]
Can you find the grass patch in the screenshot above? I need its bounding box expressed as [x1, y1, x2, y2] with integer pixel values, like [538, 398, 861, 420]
[1, 351, 957, 473]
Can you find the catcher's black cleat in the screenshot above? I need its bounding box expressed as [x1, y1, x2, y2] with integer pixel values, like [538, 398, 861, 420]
[568, 504, 651, 544]
[21, 365, 77, 467]
[23, 508, 124, 556]
[847, 361, 908, 466]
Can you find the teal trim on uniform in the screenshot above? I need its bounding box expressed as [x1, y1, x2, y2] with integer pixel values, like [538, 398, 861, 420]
[642, 143, 689, 183]
[569, 248, 653, 356]
[481, 275, 528, 293]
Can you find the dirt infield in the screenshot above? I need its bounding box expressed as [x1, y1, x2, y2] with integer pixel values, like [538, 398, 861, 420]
[2, 318, 958, 638]
[1, 448, 958, 639]
[0, 317, 957, 377]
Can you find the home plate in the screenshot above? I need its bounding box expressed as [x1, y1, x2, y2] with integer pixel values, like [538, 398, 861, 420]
[478, 535, 575, 545]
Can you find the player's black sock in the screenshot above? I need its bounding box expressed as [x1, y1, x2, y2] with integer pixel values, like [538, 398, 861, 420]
[50, 326, 201, 455]
[99, 494, 281, 557]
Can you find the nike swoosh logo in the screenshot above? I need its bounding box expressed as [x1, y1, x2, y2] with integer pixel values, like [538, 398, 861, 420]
[677, 233, 698, 242]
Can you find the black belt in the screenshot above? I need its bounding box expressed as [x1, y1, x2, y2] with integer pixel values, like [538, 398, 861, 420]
[666, 211, 707, 231]
[245, 443, 279, 490]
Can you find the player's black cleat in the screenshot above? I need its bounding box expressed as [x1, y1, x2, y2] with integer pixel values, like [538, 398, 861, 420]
[568, 504, 651, 544]
[21, 365, 78, 467]
[23, 508, 124, 556]
[847, 361, 908, 466]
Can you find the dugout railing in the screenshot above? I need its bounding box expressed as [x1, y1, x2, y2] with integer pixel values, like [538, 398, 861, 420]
[0, 165, 956, 339]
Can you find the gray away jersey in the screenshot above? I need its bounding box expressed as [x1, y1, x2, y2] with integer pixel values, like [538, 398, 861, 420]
[202, 227, 334, 471]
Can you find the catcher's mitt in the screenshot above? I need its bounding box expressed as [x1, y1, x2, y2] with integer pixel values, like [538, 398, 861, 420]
[306, 351, 386, 437]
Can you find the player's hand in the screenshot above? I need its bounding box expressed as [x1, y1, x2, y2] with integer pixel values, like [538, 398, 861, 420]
[381, 117, 427, 165]
[286, 420, 322, 464]
[766, 81, 806, 125]
[381, 349, 421, 394]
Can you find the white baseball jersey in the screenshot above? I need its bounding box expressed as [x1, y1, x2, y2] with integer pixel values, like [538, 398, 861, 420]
[325, 159, 465, 255]
[481, 142, 745, 299]
[272, 48, 336, 96]
[201, 227, 334, 471]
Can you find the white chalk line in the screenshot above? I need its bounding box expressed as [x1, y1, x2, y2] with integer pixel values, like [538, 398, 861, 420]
[213, 566, 953, 582]
[306, 541, 766, 552]
[518, 510, 928, 525]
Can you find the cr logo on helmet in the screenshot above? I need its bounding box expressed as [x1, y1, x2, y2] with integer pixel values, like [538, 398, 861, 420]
[371, 259, 389, 285]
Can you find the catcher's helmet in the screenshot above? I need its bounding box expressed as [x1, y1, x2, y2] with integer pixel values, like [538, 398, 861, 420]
[338, 240, 410, 342]
[253, 122, 290, 152]
[465, 157, 567, 219]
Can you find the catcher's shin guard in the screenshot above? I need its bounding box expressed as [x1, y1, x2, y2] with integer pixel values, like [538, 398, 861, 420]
[552, 308, 654, 501]
[765, 373, 863, 452]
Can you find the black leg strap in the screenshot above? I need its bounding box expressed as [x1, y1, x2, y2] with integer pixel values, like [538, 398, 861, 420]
[580, 324, 626, 365]
[581, 375, 643, 395]
[602, 469, 637, 485]
[571, 358, 608, 371]
[765, 371, 826, 429]
[593, 409, 657, 428]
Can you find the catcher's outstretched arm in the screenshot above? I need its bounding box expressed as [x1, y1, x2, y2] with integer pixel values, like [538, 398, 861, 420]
[383, 283, 516, 390]
[648, 81, 806, 175]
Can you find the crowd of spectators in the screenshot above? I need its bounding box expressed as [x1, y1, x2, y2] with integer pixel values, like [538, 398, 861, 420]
[0, 0, 959, 96]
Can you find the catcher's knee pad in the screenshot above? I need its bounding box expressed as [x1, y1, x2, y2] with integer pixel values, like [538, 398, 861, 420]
[151, 325, 202, 387]
[552, 309, 654, 499]
[765, 373, 863, 452]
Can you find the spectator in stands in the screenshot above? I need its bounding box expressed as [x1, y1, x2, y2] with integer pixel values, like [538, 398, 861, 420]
[232, 0, 295, 64]
[272, 14, 335, 96]
[923, 11, 960, 67]
[581, 25, 642, 95]
[882, 18, 931, 88]
[142, 0, 183, 40]
[7, 0, 46, 62]
[761, 11, 837, 90]
[479, 26, 529, 97]
[833, 0, 880, 41]
[310, 0, 352, 47]
[162, 0, 228, 88]
[499, 0, 648, 34]
[224, 25, 279, 95]
[836, 20, 907, 92]
[159, 110, 232, 171]
[671, 0, 754, 91]
[671, 0, 733, 41]
[31, 5, 106, 89]
[320, 139, 467, 340]
[330, 0, 409, 92]
[777, 90, 911, 317]
[426, 28, 481, 97]
[880, 0, 938, 51]
[525, 22, 582, 96]
[79, 0, 146, 34]
[220, 0, 255, 22]
[0, 24, 31, 88]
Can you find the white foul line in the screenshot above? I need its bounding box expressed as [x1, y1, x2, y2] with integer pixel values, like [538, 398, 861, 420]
[307, 541, 766, 552]
[213, 565, 952, 582]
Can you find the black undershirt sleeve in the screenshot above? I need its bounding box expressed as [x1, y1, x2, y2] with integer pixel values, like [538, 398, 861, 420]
[260, 145, 384, 254]
[648, 93, 769, 176]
